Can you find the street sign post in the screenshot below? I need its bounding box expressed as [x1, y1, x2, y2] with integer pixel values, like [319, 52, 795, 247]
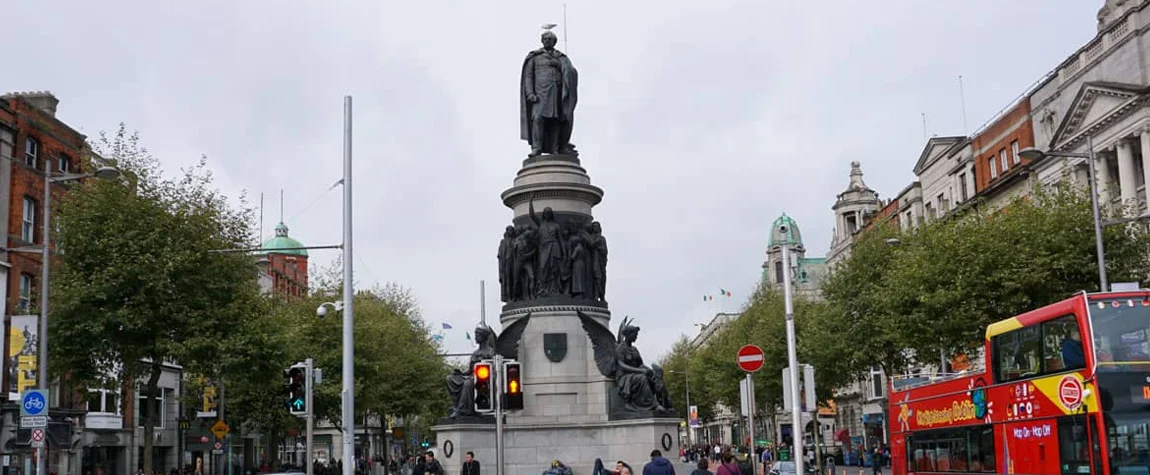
[737, 345, 765, 373]
[735, 345, 762, 475]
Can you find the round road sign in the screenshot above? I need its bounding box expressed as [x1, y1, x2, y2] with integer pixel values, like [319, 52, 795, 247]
[737, 345, 765, 372]
[1059, 375, 1083, 410]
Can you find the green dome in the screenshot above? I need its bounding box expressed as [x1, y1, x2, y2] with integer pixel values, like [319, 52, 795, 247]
[261, 222, 308, 257]
[768, 213, 803, 247]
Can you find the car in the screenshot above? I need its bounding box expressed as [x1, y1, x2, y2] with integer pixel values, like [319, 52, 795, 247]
[767, 461, 818, 475]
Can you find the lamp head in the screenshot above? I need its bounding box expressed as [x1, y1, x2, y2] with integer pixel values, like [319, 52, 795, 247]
[1017, 147, 1046, 161]
[93, 166, 122, 180]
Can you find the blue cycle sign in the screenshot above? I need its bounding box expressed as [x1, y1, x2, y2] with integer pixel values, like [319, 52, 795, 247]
[21, 389, 47, 417]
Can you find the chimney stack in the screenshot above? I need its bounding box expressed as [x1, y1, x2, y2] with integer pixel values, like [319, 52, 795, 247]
[1, 91, 60, 117]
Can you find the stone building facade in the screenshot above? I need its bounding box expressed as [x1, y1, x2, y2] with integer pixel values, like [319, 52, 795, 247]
[762, 214, 826, 300]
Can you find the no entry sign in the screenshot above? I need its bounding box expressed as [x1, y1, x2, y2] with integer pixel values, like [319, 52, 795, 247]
[737, 345, 765, 372]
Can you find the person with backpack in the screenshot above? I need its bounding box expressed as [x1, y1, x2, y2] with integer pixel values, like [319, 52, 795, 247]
[715, 452, 740, 475]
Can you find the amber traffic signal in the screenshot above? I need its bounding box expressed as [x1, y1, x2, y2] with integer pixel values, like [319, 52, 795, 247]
[504, 361, 523, 410]
[473, 361, 495, 413]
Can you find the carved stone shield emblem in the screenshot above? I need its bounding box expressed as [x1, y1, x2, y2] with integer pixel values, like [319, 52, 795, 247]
[544, 333, 567, 362]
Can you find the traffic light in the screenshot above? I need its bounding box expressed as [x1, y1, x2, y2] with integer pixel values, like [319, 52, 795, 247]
[504, 361, 523, 411]
[473, 361, 494, 413]
[284, 363, 307, 415]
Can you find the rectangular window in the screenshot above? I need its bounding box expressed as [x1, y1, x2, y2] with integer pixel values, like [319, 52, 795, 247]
[907, 425, 996, 473]
[1058, 415, 1094, 474]
[938, 193, 949, 212]
[959, 173, 968, 201]
[0, 128, 13, 161]
[137, 390, 165, 428]
[18, 274, 33, 312]
[22, 197, 36, 242]
[925, 202, 935, 220]
[989, 157, 998, 179]
[24, 137, 38, 168]
[58, 154, 71, 173]
[1011, 140, 1021, 165]
[1000, 149, 1009, 172]
[868, 366, 884, 399]
[87, 389, 121, 414]
[775, 261, 784, 285]
[1042, 315, 1083, 372]
[993, 325, 1042, 383]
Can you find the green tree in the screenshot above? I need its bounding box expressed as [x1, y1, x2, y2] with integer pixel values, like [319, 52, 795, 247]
[688, 285, 842, 442]
[822, 184, 1150, 377]
[50, 125, 263, 473]
[284, 266, 450, 432]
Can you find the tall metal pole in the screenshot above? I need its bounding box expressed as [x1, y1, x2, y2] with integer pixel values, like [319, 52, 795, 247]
[494, 355, 504, 475]
[781, 239, 805, 474]
[746, 373, 757, 475]
[306, 358, 315, 475]
[220, 380, 227, 475]
[341, 95, 357, 475]
[36, 170, 49, 475]
[480, 280, 486, 325]
[684, 371, 692, 447]
[1087, 135, 1109, 292]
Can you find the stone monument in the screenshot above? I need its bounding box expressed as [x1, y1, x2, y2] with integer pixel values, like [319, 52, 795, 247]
[432, 26, 680, 475]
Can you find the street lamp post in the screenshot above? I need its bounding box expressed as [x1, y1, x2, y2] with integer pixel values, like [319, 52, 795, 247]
[1019, 138, 1107, 291]
[32, 165, 122, 475]
[779, 221, 805, 475]
[669, 369, 692, 446]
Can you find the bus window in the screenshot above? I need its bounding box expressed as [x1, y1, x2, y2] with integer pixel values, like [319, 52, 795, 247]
[1058, 415, 1091, 474]
[1044, 315, 1084, 371]
[995, 326, 1041, 382]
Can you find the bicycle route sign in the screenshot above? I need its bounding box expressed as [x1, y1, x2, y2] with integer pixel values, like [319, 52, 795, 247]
[21, 389, 47, 417]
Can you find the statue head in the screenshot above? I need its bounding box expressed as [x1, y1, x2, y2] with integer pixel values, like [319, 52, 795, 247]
[504, 225, 516, 237]
[541, 31, 558, 49]
[591, 221, 602, 234]
[621, 323, 640, 343]
[474, 324, 495, 346]
[542, 207, 555, 221]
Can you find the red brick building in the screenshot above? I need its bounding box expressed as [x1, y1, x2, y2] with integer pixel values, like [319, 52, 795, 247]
[0, 91, 93, 394]
[257, 221, 309, 297]
[971, 98, 1037, 205]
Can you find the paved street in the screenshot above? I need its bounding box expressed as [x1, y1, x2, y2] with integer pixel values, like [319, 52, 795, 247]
[674, 461, 891, 475]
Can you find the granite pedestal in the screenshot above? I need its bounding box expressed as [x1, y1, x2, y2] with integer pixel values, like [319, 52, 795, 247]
[433, 154, 679, 474]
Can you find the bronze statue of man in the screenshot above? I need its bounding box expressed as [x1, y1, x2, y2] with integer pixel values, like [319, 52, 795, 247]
[520, 29, 578, 157]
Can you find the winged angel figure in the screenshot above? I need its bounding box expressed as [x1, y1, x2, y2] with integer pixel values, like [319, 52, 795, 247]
[578, 312, 671, 412]
[446, 313, 533, 418]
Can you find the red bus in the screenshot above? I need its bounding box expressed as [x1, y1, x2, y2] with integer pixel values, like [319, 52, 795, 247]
[889, 291, 1150, 474]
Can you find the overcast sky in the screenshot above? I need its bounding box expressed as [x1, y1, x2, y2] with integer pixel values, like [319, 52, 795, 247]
[9, 1, 1101, 361]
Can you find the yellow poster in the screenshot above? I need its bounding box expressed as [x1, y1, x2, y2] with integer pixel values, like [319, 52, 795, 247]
[7, 315, 39, 394]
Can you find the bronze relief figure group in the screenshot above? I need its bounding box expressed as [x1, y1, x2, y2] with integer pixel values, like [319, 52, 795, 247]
[497, 198, 607, 304]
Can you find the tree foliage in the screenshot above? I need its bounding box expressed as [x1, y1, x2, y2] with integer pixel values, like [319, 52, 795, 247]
[661, 285, 847, 427]
[284, 261, 451, 429]
[820, 183, 1150, 377]
[51, 124, 263, 472]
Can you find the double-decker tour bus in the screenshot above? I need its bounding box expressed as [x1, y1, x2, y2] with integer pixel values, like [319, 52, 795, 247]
[888, 290, 1150, 474]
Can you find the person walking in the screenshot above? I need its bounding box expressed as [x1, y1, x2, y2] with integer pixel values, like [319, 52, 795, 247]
[461, 452, 479, 475]
[642, 450, 675, 475]
[689, 459, 709, 475]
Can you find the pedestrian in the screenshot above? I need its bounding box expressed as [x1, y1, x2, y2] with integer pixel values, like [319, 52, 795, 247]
[735, 454, 752, 475]
[461, 452, 480, 475]
[871, 448, 881, 475]
[642, 450, 675, 475]
[690, 459, 709, 475]
[424, 451, 443, 475]
[615, 461, 635, 475]
[714, 452, 739, 475]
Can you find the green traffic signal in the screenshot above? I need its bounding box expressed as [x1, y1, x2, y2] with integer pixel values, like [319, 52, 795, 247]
[285, 366, 307, 415]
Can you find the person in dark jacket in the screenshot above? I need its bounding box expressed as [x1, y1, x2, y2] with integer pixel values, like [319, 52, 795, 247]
[461, 452, 480, 475]
[642, 450, 676, 475]
[689, 458, 709, 475]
